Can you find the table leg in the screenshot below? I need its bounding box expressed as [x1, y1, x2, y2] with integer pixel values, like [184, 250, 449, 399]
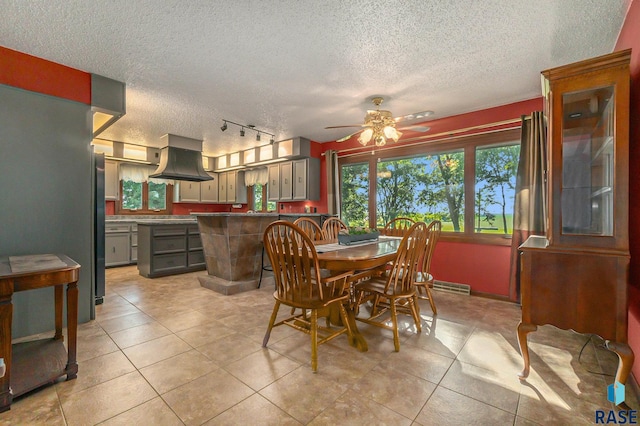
[517, 321, 537, 380]
[605, 341, 635, 386]
[0, 281, 13, 412]
[54, 285, 63, 341]
[65, 281, 78, 380]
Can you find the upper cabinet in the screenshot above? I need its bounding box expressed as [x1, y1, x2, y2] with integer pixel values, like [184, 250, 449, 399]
[268, 158, 320, 201]
[292, 158, 320, 200]
[542, 49, 631, 251]
[173, 181, 201, 203]
[218, 170, 247, 204]
[104, 159, 119, 200]
[199, 173, 219, 203]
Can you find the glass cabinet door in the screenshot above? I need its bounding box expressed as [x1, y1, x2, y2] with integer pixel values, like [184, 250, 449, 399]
[561, 86, 614, 236]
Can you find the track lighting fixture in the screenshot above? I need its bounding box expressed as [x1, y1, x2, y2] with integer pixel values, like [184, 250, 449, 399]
[219, 119, 275, 142]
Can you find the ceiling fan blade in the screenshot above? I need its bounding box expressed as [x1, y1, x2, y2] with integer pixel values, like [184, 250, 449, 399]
[397, 124, 431, 133]
[394, 110, 434, 123]
[325, 124, 363, 129]
[336, 130, 362, 142]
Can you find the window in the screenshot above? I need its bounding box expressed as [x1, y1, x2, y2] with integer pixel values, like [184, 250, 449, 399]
[474, 143, 520, 234]
[375, 151, 464, 231]
[252, 183, 276, 212]
[341, 163, 369, 227]
[117, 164, 172, 214]
[339, 128, 520, 243]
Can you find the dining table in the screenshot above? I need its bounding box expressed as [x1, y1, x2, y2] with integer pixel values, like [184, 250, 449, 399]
[313, 236, 403, 352]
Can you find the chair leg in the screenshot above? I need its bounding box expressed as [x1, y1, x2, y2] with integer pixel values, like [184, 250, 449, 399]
[424, 284, 437, 315]
[262, 301, 280, 347]
[408, 296, 422, 333]
[310, 309, 318, 373]
[389, 298, 400, 352]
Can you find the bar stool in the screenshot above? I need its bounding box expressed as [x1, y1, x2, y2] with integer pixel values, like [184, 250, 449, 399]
[258, 243, 272, 288]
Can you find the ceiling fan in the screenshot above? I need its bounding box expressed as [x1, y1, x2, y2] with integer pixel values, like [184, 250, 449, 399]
[325, 97, 433, 146]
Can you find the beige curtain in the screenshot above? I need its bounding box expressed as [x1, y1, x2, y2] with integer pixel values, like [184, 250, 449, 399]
[509, 112, 548, 301]
[325, 150, 340, 216]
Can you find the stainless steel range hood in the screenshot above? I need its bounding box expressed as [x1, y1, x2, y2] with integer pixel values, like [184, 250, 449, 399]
[149, 134, 213, 182]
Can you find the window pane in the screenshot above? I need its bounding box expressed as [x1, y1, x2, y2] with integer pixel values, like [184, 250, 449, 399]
[122, 181, 143, 210]
[474, 143, 520, 234]
[340, 163, 369, 227]
[266, 184, 277, 211]
[376, 152, 464, 232]
[254, 183, 264, 211]
[148, 181, 167, 210]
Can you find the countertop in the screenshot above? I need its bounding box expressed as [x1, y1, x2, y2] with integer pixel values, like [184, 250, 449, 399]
[106, 215, 196, 224]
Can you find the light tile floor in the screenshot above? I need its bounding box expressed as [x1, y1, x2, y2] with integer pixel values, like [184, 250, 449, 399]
[1, 266, 638, 425]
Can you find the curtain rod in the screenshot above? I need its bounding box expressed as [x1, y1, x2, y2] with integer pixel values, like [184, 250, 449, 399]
[323, 116, 527, 157]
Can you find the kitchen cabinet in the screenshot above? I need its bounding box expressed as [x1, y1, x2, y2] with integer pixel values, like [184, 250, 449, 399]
[137, 223, 205, 278]
[104, 160, 119, 200]
[174, 173, 219, 203]
[279, 162, 293, 201]
[105, 224, 130, 267]
[218, 171, 246, 203]
[517, 50, 633, 386]
[200, 173, 219, 202]
[293, 158, 320, 200]
[173, 181, 201, 203]
[218, 172, 228, 202]
[268, 164, 280, 201]
[268, 158, 320, 201]
[130, 224, 138, 262]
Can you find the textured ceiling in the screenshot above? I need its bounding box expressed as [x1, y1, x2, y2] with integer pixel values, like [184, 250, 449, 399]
[0, 0, 629, 157]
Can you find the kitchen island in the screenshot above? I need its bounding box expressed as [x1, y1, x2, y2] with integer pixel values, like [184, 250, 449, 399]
[192, 213, 330, 295]
[193, 213, 277, 295]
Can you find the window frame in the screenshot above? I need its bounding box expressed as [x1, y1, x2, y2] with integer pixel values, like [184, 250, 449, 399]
[339, 128, 520, 246]
[115, 180, 174, 215]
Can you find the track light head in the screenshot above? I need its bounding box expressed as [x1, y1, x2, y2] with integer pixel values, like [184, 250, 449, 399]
[240, 127, 245, 137]
[270, 136, 275, 144]
[220, 121, 227, 132]
[256, 133, 261, 141]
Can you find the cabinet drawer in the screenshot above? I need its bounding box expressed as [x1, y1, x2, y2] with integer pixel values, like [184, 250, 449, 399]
[106, 224, 130, 233]
[153, 226, 186, 237]
[188, 225, 199, 234]
[189, 235, 202, 249]
[152, 253, 187, 272]
[153, 236, 186, 253]
[188, 250, 205, 266]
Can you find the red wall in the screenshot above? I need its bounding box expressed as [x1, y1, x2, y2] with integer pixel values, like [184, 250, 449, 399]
[320, 98, 543, 299]
[615, 0, 640, 384]
[0, 46, 90, 104]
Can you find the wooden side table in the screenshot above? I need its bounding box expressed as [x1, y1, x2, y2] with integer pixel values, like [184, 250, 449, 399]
[0, 254, 80, 412]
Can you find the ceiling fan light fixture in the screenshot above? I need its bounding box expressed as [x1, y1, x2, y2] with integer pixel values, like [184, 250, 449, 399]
[358, 128, 374, 146]
[384, 126, 401, 142]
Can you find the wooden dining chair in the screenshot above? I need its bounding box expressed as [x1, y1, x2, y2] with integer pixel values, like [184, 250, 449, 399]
[382, 217, 416, 236]
[293, 217, 323, 241]
[321, 217, 348, 240]
[262, 220, 355, 372]
[351, 222, 429, 351]
[414, 220, 441, 314]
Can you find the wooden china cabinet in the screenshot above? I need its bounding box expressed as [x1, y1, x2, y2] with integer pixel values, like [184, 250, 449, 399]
[517, 49, 633, 386]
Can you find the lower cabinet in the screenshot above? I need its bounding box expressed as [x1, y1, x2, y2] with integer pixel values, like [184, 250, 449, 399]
[137, 223, 206, 278]
[105, 222, 138, 267]
[105, 224, 131, 267]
